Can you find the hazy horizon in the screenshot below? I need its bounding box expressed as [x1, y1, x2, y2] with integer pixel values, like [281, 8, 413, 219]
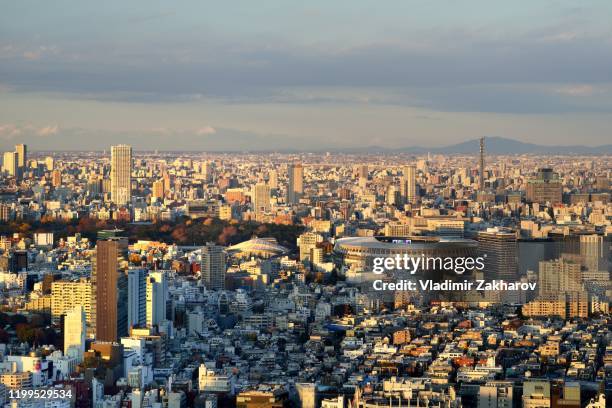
[2, 1, 612, 150]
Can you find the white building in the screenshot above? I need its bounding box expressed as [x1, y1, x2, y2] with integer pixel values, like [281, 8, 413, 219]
[64, 306, 86, 363]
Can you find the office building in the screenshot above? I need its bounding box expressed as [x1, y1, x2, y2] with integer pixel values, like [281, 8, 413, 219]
[111, 144, 132, 206]
[538, 259, 582, 295]
[400, 165, 417, 205]
[477, 228, 518, 281]
[152, 179, 165, 200]
[268, 169, 278, 189]
[127, 268, 147, 329]
[3, 151, 18, 177]
[15, 144, 26, 172]
[201, 243, 226, 290]
[64, 306, 86, 362]
[252, 183, 271, 214]
[146, 270, 168, 326]
[287, 163, 304, 204]
[526, 168, 562, 205]
[92, 239, 128, 342]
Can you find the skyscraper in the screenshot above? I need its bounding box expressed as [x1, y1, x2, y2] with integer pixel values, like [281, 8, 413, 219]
[15, 144, 26, 178]
[478, 228, 519, 303]
[3, 151, 18, 177]
[477, 228, 518, 281]
[479, 137, 485, 191]
[252, 183, 271, 214]
[146, 270, 168, 327]
[127, 268, 147, 329]
[111, 144, 132, 206]
[201, 243, 226, 290]
[287, 163, 303, 205]
[64, 306, 86, 362]
[92, 238, 128, 342]
[400, 165, 417, 205]
[268, 169, 278, 190]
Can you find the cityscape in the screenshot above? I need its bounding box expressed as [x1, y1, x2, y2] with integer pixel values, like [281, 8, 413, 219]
[1, 1, 612, 407]
[0, 141, 608, 407]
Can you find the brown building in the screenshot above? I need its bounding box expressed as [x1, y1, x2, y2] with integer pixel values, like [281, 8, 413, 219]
[152, 179, 165, 199]
[92, 239, 128, 342]
[526, 168, 562, 205]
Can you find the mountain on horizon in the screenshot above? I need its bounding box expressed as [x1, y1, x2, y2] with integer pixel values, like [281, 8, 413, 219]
[392, 136, 612, 155]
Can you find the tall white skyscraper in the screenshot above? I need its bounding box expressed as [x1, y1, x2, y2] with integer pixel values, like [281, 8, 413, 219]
[127, 268, 147, 329]
[64, 306, 86, 363]
[111, 144, 132, 205]
[146, 270, 168, 326]
[252, 183, 271, 214]
[201, 243, 226, 290]
[287, 163, 304, 204]
[2, 152, 18, 177]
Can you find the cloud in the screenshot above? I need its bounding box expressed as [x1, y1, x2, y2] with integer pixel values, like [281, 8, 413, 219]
[553, 84, 597, 96]
[37, 124, 59, 136]
[0, 124, 22, 140]
[196, 126, 216, 135]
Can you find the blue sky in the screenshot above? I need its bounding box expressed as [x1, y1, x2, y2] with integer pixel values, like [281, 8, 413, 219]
[1, 1, 611, 150]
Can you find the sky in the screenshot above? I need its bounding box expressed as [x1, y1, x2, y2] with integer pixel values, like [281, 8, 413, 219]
[1, 1, 611, 151]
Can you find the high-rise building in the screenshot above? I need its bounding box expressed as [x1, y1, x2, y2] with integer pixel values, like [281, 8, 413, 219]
[51, 278, 92, 325]
[127, 268, 147, 329]
[268, 169, 278, 190]
[252, 183, 271, 214]
[64, 306, 86, 362]
[526, 168, 562, 205]
[287, 163, 304, 204]
[400, 165, 417, 205]
[385, 185, 399, 206]
[201, 243, 226, 290]
[152, 179, 165, 200]
[356, 165, 369, 180]
[201, 161, 213, 183]
[92, 239, 128, 342]
[51, 170, 62, 187]
[479, 137, 485, 191]
[146, 270, 168, 327]
[110, 144, 132, 206]
[15, 144, 26, 171]
[3, 151, 18, 177]
[538, 259, 582, 295]
[45, 156, 54, 171]
[477, 228, 518, 281]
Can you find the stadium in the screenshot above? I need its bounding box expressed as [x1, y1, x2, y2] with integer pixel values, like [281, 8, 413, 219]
[334, 236, 480, 283]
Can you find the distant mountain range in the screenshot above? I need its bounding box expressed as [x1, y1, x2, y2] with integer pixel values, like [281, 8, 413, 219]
[342, 137, 612, 155]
